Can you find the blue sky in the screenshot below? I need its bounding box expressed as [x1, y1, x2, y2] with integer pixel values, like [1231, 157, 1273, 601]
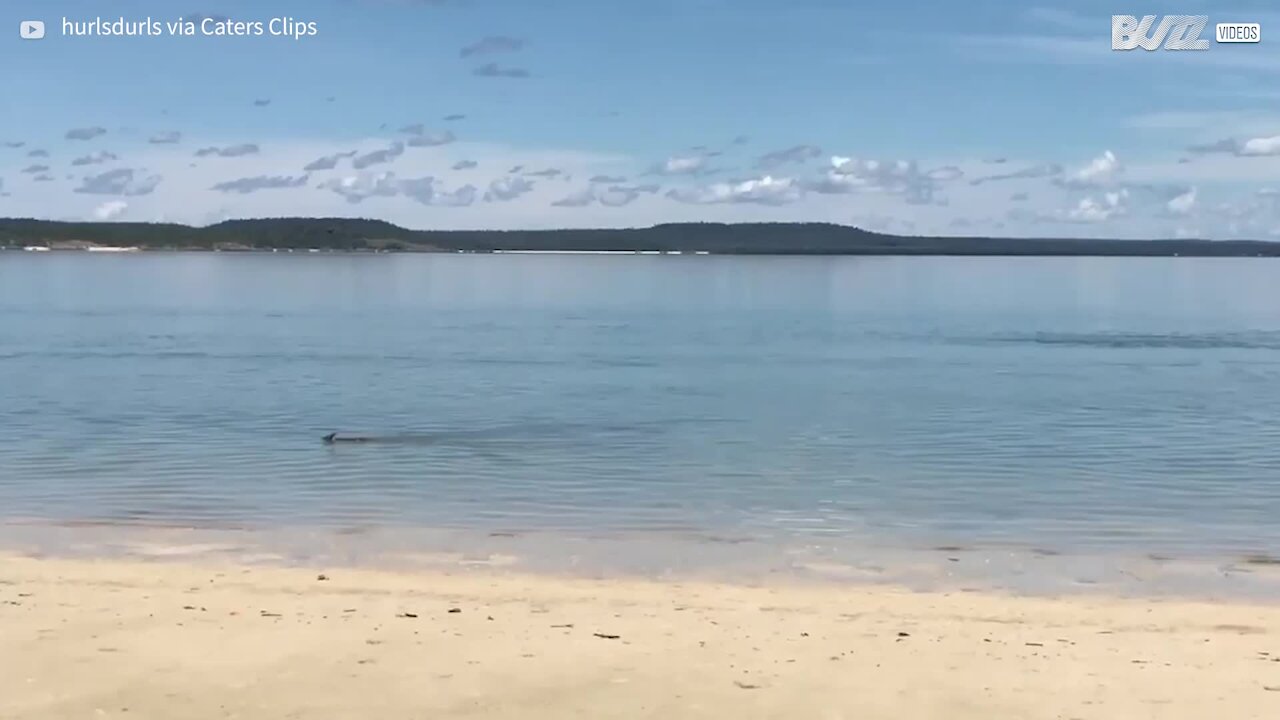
[3, 0, 1280, 237]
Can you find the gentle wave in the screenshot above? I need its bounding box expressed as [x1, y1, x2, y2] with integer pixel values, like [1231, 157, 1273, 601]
[3, 254, 1280, 568]
[974, 331, 1280, 350]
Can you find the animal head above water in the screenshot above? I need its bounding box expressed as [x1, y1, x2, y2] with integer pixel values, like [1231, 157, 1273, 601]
[322, 432, 377, 443]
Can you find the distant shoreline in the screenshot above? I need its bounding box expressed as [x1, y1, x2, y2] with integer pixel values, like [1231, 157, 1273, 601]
[8, 247, 1280, 258]
[4, 217, 1280, 256]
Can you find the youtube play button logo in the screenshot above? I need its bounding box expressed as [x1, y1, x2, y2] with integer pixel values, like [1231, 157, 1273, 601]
[20, 20, 45, 40]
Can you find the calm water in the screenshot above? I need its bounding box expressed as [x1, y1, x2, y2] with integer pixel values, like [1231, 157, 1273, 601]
[2, 252, 1280, 588]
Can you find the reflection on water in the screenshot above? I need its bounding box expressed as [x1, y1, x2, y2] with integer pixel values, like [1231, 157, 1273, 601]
[1, 253, 1280, 586]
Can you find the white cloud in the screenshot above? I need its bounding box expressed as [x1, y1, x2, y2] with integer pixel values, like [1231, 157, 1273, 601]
[66, 126, 107, 141]
[2, 137, 633, 228]
[303, 151, 356, 171]
[92, 200, 127, 220]
[667, 175, 801, 205]
[407, 131, 456, 148]
[815, 156, 914, 192]
[351, 141, 405, 169]
[399, 177, 477, 207]
[74, 168, 161, 196]
[551, 188, 595, 207]
[72, 151, 118, 167]
[1062, 150, 1120, 188]
[320, 172, 402, 203]
[401, 126, 457, 147]
[211, 175, 310, 194]
[473, 63, 531, 79]
[807, 156, 953, 204]
[1166, 187, 1197, 215]
[597, 187, 642, 207]
[483, 176, 534, 202]
[757, 145, 822, 169]
[1065, 188, 1129, 223]
[927, 166, 964, 182]
[1195, 191, 1280, 238]
[1123, 153, 1280, 185]
[1239, 135, 1280, 156]
[317, 172, 474, 207]
[1187, 138, 1242, 155]
[970, 163, 1061, 186]
[13, 130, 1280, 239]
[656, 154, 711, 175]
[1183, 133, 1280, 157]
[552, 183, 657, 208]
[195, 144, 260, 158]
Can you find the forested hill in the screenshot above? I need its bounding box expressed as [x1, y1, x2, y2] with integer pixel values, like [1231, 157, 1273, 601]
[3, 217, 1280, 256]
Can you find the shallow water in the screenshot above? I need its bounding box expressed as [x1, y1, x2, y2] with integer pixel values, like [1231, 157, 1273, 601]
[2, 252, 1279, 593]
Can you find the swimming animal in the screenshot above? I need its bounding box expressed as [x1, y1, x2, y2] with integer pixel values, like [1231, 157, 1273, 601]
[322, 432, 372, 444]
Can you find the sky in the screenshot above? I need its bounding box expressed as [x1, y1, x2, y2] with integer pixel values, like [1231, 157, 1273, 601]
[2, 0, 1280, 238]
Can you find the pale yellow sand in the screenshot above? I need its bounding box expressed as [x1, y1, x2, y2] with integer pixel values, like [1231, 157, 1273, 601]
[2, 553, 1279, 719]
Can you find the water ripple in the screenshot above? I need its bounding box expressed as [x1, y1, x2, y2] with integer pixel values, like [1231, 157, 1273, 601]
[2, 255, 1280, 564]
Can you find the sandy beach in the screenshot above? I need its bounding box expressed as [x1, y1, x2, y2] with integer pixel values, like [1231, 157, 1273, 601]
[0, 553, 1277, 719]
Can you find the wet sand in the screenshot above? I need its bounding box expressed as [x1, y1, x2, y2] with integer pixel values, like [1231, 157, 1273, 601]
[2, 553, 1279, 719]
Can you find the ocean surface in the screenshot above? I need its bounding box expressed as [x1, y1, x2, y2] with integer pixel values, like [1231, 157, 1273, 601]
[2, 251, 1280, 595]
